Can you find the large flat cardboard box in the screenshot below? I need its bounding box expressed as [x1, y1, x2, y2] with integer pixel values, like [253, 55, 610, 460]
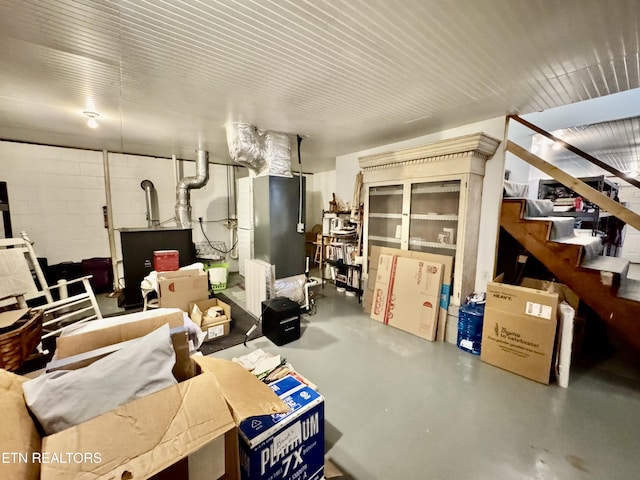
[239, 375, 325, 480]
[189, 298, 232, 343]
[371, 254, 443, 341]
[481, 280, 559, 384]
[365, 246, 453, 341]
[0, 355, 289, 480]
[158, 269, 209, 312]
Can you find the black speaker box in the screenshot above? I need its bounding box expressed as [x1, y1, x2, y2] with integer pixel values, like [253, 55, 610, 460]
[262, 297, 301, 346]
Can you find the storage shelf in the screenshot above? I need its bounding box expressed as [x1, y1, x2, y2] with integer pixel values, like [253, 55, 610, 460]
[409, 239, 457, 250]
[411, 184, 460, 194]
[335, 283, 363, 294]
[409, 213, 458, 221]
[369, 212, 403, 219]
[322, 210, 352, 216]
[369, 188, 403, 196]
[322, 206, 363, 302]
[324, 259, 362, 269]
[368, 235, 401, 244]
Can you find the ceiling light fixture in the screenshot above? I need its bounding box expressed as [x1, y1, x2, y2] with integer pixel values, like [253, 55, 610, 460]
[83, 111, 99, 129]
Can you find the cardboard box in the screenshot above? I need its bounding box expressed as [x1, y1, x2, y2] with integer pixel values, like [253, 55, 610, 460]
[48, 326, 194, 382]
[55, 308, 185, 359]
[189, 298, 232, 342]
[371, 254, 443, 341]
[0, 355, 289, 480]
[365, 246, 453, 341]
[158, 269, 209, 312]
[239, 375, 325, 480]
[481, 280, 559, 384]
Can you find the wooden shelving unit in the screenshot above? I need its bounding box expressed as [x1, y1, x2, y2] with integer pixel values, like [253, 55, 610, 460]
[538, 175, 620, 232]
[320, 210, 363, 301]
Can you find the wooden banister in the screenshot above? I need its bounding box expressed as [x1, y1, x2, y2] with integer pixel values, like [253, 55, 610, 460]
[507, 141, 640, 232]
[509, 114, 640, 190]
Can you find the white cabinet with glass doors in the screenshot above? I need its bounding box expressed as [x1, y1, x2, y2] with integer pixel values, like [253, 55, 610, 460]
[360, 133, 501, 307]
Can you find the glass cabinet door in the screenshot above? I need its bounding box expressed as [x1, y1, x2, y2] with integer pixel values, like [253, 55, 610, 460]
[408, 180, 460, 256]
[367, 184, 404, 252]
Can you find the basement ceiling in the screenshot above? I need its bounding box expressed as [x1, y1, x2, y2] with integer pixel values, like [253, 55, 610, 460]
[0, 0, 639, 173]
[533, 116, 640, 178]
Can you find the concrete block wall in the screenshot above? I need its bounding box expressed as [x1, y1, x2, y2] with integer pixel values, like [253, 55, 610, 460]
[1, 141, 240, 287]
[1, 141, 109, 264]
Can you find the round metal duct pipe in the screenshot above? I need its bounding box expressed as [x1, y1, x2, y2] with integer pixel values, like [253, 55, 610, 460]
[140, 179, 158, 228]
[175, 149, 210, 229]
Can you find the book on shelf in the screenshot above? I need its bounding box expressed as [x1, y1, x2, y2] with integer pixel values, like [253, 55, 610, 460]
[324, 242, 359, 264]
[346, 268, 360, 289]
[335, 273, 348, 284]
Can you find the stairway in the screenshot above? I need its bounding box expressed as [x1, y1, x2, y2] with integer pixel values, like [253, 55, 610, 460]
[500, 198, 640, 351]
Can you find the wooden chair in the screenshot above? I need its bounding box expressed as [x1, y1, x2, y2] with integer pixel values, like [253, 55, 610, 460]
[310, 224, 324, 268]
[0, 232, 102, 339]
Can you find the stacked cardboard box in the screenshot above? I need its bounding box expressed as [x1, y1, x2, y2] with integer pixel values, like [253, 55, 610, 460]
[239, 375, 325, 480]
[370, 254, 444, 341]
[158, 269, 209, 312]
[364, 246, 453, 341]
[189, 298, 232, 342]
[480, 276, 579, 385]
[0, 309, 308, 480]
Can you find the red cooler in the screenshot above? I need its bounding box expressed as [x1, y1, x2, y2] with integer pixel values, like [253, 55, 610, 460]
[153, 250, 179, 272]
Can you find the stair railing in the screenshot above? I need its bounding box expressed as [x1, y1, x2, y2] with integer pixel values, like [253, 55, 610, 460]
[507, 114, 640, 233]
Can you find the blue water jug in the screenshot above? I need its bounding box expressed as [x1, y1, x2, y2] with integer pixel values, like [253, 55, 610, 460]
[457, 293, 486, 355]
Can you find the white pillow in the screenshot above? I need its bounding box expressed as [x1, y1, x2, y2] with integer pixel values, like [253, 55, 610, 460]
[23, 324, 177, 435]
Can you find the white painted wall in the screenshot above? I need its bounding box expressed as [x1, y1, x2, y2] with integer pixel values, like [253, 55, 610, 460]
[618, 184, 640, 262]
[334, 116, 508, 293]
[308, 170, 336, 228]
[2, 141, 239, 285]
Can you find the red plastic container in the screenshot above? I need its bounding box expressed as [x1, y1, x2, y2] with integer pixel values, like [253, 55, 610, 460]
[153, 250, 179, 272]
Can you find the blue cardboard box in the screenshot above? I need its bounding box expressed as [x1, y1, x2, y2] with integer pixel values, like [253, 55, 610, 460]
[238, 375, 324, 480]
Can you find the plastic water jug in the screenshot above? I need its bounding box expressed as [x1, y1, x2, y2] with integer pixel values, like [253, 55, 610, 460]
[457, 293, 486, 355]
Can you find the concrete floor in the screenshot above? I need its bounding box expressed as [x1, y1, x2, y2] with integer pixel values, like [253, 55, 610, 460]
[95, 274, 640, 479]
[213, 282, 640, 480]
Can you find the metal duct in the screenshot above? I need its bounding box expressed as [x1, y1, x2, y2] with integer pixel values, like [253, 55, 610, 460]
[175, 149, 209, 228]
[226, 122, 264, 171]
[140, 179, 159, 228]
[226, 122, 292, 176]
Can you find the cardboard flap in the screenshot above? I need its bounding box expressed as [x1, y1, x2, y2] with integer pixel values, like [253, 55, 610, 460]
[40, 372, 234, 480]
[520, 277, 579, 312]
[55, 309, 184, 359]
[0, 370, 41, 480]
[194, 357, 289, 424]
[158, 269, 202, 280]
[487, 282, 558, 318]
[189, 299, 231, 329]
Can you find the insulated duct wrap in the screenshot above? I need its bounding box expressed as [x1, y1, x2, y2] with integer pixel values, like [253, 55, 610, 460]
[226, 122, 292, 177]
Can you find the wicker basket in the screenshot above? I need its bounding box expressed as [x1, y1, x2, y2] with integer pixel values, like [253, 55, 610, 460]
[0, 309, 43, 372]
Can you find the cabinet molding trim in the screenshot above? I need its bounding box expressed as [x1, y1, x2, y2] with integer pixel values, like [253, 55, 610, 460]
[358, 132, 501, 171]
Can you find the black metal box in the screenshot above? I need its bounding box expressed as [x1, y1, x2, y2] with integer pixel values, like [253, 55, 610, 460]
[262, 297, 301, 346]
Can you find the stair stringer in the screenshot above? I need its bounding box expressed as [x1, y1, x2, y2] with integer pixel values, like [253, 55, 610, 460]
[501, 199, 640, 351]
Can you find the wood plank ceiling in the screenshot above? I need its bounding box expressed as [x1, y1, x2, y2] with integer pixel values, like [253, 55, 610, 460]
[0, 0, 639, 172]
